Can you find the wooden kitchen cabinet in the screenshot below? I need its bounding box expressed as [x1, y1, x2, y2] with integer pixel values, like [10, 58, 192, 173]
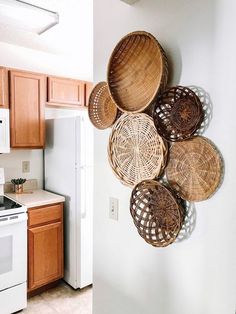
[10, 70, 45, 148]
[28, 203, 63, 294]
[84, 81, 93, 107]
[0, 67, 9, 108]
[47, 76, 85, 108]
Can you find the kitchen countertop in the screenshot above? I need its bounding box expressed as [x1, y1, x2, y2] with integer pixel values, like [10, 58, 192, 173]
[6, 189, 65, 208]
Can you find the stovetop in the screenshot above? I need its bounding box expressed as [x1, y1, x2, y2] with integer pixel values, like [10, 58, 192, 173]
[0, 195, 22, 211]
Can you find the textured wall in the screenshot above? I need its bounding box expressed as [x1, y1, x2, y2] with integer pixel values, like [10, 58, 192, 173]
[93, 0, 236, 313]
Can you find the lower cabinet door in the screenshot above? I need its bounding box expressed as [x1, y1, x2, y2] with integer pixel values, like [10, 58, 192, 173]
[28, 221, 63, 291]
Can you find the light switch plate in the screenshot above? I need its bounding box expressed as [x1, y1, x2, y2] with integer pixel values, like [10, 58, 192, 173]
[22, 161, 30, 173]
[109, 197, 119, 220]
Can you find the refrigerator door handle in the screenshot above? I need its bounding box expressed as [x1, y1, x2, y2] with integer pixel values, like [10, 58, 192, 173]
[80, 166, 86, 219]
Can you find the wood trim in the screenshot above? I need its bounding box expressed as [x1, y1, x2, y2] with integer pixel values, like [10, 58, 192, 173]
[84, 81, 93, 107]
[0, 67, 9, 108]
[28, 280, 62, 298]
[46, 102, 88, 110]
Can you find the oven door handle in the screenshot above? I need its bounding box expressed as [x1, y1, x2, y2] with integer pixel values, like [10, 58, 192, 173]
[0, 212, 27, 226]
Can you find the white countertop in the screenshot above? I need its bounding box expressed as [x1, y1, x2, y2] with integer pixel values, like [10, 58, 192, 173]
[6, 189, 65, 208]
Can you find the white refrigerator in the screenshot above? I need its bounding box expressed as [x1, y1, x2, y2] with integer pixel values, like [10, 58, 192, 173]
[44, 115, 93, 289]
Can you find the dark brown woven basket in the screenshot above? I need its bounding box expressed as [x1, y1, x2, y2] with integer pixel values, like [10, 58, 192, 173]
[166, 136, 223, 201]
[130, 180, 184, 247]
[107, 31, 168, 113]
[153, 86, 204, 141]
[88, 82, 118, 129]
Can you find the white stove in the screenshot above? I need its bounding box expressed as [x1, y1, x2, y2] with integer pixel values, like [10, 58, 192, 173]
[0, 169, 27, 314]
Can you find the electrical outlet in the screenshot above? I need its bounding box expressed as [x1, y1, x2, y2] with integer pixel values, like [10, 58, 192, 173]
[22, 161, 30, 173]
[109, 197, 119, 221]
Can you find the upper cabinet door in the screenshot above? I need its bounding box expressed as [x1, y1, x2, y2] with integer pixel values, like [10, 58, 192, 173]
[47, 76, 85, 108]
[10, 70, 45, 148]
[0, 67, 9, 108]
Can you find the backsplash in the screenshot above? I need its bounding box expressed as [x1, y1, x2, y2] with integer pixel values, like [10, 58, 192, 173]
[4, 179, 38, 193]
[0, 149, 43, 188]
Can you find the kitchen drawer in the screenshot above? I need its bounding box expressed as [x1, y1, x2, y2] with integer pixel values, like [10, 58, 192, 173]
[28, 203, 62, 227]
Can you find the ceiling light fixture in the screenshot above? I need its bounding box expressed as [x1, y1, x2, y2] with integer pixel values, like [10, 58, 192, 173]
[0, 0, 59, 35]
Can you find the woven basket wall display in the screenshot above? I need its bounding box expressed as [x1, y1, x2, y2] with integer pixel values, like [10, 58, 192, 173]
[153, 86, 204, 141]
[107, 31, 168, 113]
[88, 82, 118, 129]
[108, 113, 167, 187]
[166, 136, 223, 201]
[130, 180, 184, 247]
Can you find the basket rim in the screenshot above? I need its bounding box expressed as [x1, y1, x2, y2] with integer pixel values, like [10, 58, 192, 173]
[107, 113, 167, 187]
[153, 85, 204, 142]
[107, 30, 167, 113]
[131, 179, 180, 207]
[165, 135, 224, 202]
[130, 179, 183, 247]
[88, 81, 118, 130]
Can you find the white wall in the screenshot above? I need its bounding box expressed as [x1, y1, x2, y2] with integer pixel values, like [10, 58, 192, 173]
[93, 1, 236, 314]
[0, 3, 93, 188]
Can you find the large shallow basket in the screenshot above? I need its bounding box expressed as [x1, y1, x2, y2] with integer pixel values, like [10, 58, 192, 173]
[166, 136, 223, 201]
[88, 82, 118, 129]
[153, 86, 204, 142]
[107, 31, 168, 113]
[108, 113, 167, 187]
[130, 180, 184, 247]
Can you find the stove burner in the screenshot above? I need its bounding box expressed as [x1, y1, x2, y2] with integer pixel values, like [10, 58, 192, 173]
[0, 196, 21, 210]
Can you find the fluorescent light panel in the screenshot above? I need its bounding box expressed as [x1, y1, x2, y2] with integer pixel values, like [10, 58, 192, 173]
[0, 0, 59, 35]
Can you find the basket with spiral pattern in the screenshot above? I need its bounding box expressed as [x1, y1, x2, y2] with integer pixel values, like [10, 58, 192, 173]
[166, 136, 223, 201]
[153, 86, 204, 141]
[130, 180, 184, 247]
[108, 113, 168, 187]
[88, 82, 118, 129]
[107, 31, 168, 113]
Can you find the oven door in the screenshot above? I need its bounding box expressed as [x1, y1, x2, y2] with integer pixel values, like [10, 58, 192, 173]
[0, 212, 27, 291]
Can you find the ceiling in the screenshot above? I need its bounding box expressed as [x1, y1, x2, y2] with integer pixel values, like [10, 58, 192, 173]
[0, 0, 93, 57]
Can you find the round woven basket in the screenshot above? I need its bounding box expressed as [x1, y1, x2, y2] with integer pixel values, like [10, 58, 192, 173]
[153, 86, 204, 142]
[108, 113, 167, 187]
[107, 31, 168, 113]
[88, 82, 118, 129]
[130, 180, 184, 247]
[166, 136, 223, 201]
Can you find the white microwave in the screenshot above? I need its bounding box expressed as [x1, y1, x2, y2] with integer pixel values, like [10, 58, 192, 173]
[0, 109, 10, 153]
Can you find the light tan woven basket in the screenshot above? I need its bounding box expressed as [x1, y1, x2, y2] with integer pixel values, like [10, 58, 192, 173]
[166, 136, 223, 201]
[107, 31, 168, 113]
[88, 82, 118, 129]
[108, 113, 168, 187]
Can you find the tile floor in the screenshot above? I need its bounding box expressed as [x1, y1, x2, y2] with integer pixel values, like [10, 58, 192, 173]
[22, 282, 92, 314]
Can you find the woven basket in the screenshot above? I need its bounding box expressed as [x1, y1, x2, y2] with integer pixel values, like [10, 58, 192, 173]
[130, 180, 184, 247]
[108, 113, 167, 187]
[153, 86, 204, 142]
[88, 82, 118, 129]
[107, 31, 168, 113]
[166, 136, 223, 201]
